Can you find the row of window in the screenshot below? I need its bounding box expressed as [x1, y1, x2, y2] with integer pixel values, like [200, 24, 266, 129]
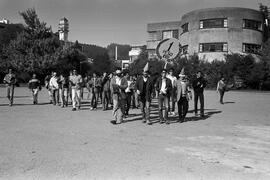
[148, 18, 262, 41]
[180, 43, 261, 54]
[183, 18, 262, 33]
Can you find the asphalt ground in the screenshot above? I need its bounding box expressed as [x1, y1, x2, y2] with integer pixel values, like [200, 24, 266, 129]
[0, 87, 270, 180]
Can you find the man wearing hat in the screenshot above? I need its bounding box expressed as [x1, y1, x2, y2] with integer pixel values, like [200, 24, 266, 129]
[176, 68, 192, 122]
[156, 68, 172, 124]
[110, 69, 128, 124]
[134, 63, 154, 125]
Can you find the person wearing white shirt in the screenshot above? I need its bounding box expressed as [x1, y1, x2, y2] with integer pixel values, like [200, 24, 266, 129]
[49, 72, 60, 105]
[167, 68, 177, 116]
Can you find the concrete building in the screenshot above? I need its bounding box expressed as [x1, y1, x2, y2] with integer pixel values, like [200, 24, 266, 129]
[0, 18, 10, 24]
[128, 46, 143, 62]
[147, 7, 264, 61]
[58, 17, 69, 42]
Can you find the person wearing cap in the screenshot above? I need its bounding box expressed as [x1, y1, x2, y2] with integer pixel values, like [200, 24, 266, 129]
[135, 63, 154, 125]
[3, 68, 17, 106]
[176, 68, 192, 123]
[192, 71, 207, 117]
[69, 69, 83, 111]
[156, 69, 172, 124]
[110, 69, 128, 124]
[28, 73, 41, 104]
[167, 68, 177, 116]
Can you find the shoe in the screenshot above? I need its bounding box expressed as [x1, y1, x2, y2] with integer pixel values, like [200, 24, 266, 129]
[78, 106, 81, 110]
[200, 114, 205, 117]
[147, 121, 152, 125]
[165, 121, 170, 125]
[142, 119, 146, 123]
[90, 107, 93, 110]
[110, 120, 117, 125]
[159, 120, 164, 124]
[72, 108, 76, 111]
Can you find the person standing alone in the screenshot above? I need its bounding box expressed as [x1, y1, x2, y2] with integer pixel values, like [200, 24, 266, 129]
[3, 68, 17, 106]
[28, 74, 41, 104]
[192, 71, 207, 117]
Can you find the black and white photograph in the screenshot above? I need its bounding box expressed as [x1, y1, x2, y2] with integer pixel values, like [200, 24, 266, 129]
[0, 0, 270, 179]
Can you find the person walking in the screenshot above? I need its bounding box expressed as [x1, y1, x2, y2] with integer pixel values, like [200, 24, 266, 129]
[124, 72, 134, 116]
[192, 71, 207, 117]
[176, 68, 192, 123]
[156, 68, 172, 124]
[44, 72, 53, 104]
[217, 77, 226, 104]
[49, 72, 60, 106]
[88, 72, 100, 110]
[3, 68, 17, 106]
[167, 68, 177, 116]
[101, 72, 111, 111]
[110, 69, 128, 125]
[134, 63, 154, 125]
[28, 74, 41, 105]
[69, 69, 83, 111]
[59, 74, 69, 107]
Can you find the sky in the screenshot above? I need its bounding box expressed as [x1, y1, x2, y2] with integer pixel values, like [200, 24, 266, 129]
[0, 0, 269, 47]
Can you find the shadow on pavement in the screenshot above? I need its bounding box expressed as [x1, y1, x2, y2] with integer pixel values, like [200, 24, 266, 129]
[124, 109, 222, 125]
[223, 101, 235, 104]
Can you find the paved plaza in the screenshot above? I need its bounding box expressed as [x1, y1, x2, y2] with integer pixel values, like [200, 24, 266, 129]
[0, 87, 270, 180]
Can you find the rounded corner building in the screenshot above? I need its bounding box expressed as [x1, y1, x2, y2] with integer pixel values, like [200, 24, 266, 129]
[147, 7, 264, 61]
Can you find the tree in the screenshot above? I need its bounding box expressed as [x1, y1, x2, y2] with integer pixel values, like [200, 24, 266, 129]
[2, 8, 62, 77]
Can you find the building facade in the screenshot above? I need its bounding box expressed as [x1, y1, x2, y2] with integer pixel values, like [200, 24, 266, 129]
[58, 17, 69, 42]
[147, 7, 264, 61]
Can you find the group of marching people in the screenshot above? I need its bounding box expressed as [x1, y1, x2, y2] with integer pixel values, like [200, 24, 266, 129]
[3, 63, 230, 125]
[110, 63, 207, 125]
[43, 70, 139, 112]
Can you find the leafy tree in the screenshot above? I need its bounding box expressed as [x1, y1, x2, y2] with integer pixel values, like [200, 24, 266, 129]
[2, 8, 62, 78]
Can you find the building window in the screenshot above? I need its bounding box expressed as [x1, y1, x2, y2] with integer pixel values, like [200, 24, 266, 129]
[162, 30, 178, 39]
[181, 23, 188, 33]
[199, 18, 228, 29]
[199, 43, 228, 52]
[243, 19, 262, 31]
[243, 43, 261, 54]
[181, 45, 188, 54]
[148, 31, 158, 41]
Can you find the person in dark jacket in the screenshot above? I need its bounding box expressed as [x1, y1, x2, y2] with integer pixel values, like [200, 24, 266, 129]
[192, 71, 207, 117]
[28, 74, 41, 104]
[101, 72, 111, 111]
[135, 65, 154, 125]
[156, 69, 172, 124]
